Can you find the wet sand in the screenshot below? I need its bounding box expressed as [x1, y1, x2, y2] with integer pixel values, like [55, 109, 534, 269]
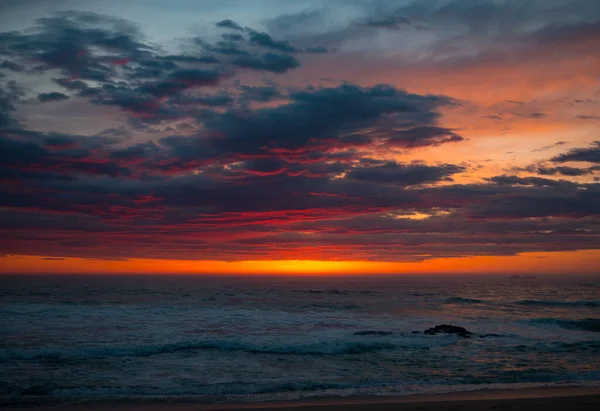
[8, 386, 600, 410]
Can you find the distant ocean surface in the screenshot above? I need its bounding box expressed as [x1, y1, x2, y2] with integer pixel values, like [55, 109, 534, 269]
[1, 274, 600, 406]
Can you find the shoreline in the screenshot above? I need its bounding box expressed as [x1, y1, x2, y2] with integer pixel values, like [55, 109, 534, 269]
[7, 385, 600, 410]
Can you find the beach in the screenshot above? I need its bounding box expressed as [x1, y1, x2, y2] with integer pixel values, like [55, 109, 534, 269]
[6, 387, 600, 410]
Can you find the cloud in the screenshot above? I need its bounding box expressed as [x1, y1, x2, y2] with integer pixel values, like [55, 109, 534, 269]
[385, 126, 463, 148]
[530, 165, 598, 177]
[488, 175, 579, 189]
[305, 46, 329, 53]
[38, 92, 70, 102]
[0, 131, 130, 182]
[215, 19, 245, 31]
[0, 10, 310, 127]
[1, 60, 25, 72]
[265, 9, 326, 35]
[552, 141, 600, 163]
[346, 161, 464, 186]
[231, 52, 300, 73]
[0, 11, 149, 82]
[532, 141, 567, 152]
[1, 161, 598, 260]
[248, 30, 298, 53]
[360, 16, 412, 29]
[180, 84, 460, 161]
[528, 112, 546, 119]
[172, 93, 234, 107]
[0, 80, 26, 129]
[139, 69, 223, 98]
[237, 85, 282, 103]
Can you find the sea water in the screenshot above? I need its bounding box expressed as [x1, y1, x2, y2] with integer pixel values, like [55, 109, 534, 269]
[1, 274, 599, 406]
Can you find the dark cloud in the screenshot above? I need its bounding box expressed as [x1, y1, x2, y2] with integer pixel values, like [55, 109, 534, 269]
[232, 52, 300, 73]
[1, 142, 599, 260]
[38, 91, 69, 102]
[552, 141, 600, 163]
[530, 165, 598, 177]
[488, 175, 579, 189]
[172, 93, 234, 107]
[189, 84, 458, 159]
[0, 10, 311, 126]
[237, 85, 282, 102]
[1, 60, 25, 72]
[2, 168, 598, 260]
[360, 16, 412, 29]
[198, 40, 251, 57]
[528, 112, 546, 119]
[109, 141, 160, 161]
[305, 46, 329, 54]
[346, 161, 464, 186]
[222, 33, 244, 42]
[0, 131, 130, 182]
[0, 11, 150, 81]
[139, 69, 223, 98]
[248, 30, 298, 53]
[0, 80, 26, 129]
[386, 126, 464, 148]
[215, 19, 245, 31]
[52, 78, 91, 91]
[43, 135, 77, 149]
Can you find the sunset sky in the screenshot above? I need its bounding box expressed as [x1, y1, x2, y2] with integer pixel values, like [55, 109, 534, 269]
[0, 0, 599, 275]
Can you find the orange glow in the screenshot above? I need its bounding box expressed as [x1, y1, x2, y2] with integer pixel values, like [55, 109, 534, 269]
[1, 250, 598, 275]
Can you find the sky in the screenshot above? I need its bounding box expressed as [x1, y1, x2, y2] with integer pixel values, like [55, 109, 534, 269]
[0, 0, 599, 275]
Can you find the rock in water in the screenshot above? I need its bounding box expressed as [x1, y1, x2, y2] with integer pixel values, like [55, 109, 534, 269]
[424, 324, 472, 337]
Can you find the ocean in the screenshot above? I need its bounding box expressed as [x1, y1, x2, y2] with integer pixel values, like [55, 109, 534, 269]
[1, 274, 599, 406]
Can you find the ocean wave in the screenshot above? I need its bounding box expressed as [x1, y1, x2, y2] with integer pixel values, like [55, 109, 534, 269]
[444, 297, 484, 304]
[294, 289, 349, 295]
[353, 331, 393, 336]
[531, 318, 600, 332]
[513, 340, 600, 353]
[293, 289, 378, 296]
[302, 304, 361, 310]
[517, 299, 600, 308]
[554, 340, 600, 351]
[0, 338, 417, 361]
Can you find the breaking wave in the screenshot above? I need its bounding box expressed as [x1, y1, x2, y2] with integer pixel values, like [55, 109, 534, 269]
[531, 318, 600, 332]
[302, 304, 361, 310]
[444, 297, 484, 304]
[517, 300, 600, 308]
[0, 338, 420, 362]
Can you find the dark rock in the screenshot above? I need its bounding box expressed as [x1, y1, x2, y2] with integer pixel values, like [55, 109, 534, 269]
[21, 385, 51, 396]
[412, 331, 421, 334]
[424, 324, 472, 337]
[354, 330, 393, 336]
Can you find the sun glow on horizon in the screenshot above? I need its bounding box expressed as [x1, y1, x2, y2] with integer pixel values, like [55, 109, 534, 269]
[1, 250, 598, 275]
